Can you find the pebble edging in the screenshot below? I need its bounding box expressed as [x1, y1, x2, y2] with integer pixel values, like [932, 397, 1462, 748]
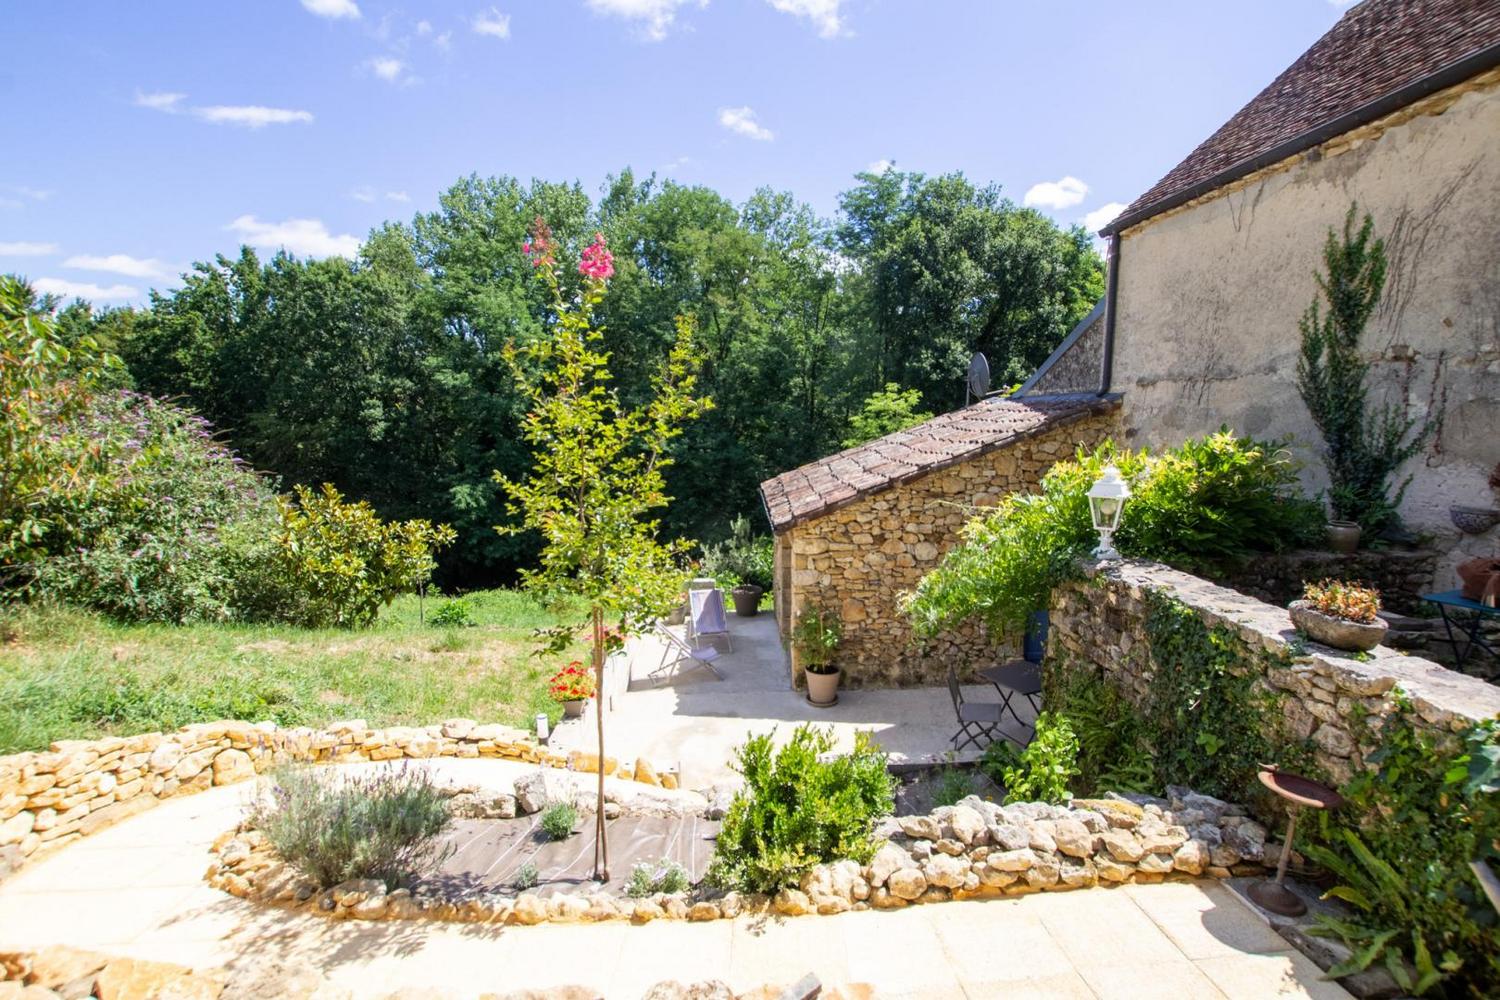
[207, 786, 1271, 927]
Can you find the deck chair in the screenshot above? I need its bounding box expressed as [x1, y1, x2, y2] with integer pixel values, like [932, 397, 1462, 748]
[687, 587, 733, 652]
[947, 665, 1008, 751]
[652, 621, 725, 681]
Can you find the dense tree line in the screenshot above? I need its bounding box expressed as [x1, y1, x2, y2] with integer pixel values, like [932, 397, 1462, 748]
[66, 168, 1103, 586]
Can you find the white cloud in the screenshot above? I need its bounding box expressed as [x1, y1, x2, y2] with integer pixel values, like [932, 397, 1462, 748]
[367, 57, 406, 82]
[585, 0, 703, 41]
[766, 0, 843, 37]
[0, 198, 19, 210]
[33, 278, 139, 302]
[226, 216, 361, 258]
[718, 106, 774, 142]
[193, 105, 314, 128]
[1082, 202, 1127, 234]
[433, 30, 453, 49]
[1023, 176, 1089, 211]
[63, 253, 172, 279]
[472, 7, 511, 38]
[350, 186, 377, 203]
[134, 90, 187, 113]
[385, 191, 411, 203]
[0, 241, 58, 255]
[867, 159, 893, 175]
[416, 19, 433, 34]
[301, 0, 361, 19]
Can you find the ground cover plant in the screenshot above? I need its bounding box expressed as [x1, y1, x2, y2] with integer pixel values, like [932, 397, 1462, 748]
[626, 858, 691, 898]
[539, 802, 578, 841]
[708, 725, 895, 894]
[0, 588, 581, 754]
[248, 764, 454, 890]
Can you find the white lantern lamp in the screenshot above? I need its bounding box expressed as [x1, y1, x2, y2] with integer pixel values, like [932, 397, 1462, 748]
[1087, 465, 1131, 561]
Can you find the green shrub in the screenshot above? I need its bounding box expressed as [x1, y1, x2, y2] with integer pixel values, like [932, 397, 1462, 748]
[27, 391, 280, 624]
[981, 713, 1079, 804]
[932, 767, 978, 807]
[625, 858, 691, 897]
[539, 802, 577, 841]
[429, 598, 477, 628]
[904, 431, 1322, 638]
[260, 483, 456, 628]
[708, 725, 895, 894]
[514, 861, 539, 890]
[1045, 660, 1154, 796]
[1305, 712, 1499, 997]
[248, 765, 454, 889]
[700, 515, 774, 591]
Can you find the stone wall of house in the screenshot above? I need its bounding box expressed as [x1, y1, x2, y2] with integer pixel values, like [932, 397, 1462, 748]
[1211, 548, 1439, 616]
[1026, 309, 1105, 396]
[0, 716, 679, 880]
[1048, 561, 1500, 789]
[782, 409, 1119, 688]
[1110, 69, 1500, 586]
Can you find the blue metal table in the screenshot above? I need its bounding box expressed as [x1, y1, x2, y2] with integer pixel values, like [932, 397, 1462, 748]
[1422, 589, 1500, 667]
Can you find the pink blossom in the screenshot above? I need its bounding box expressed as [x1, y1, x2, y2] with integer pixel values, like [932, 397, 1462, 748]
[522, 216, 556, 269]
[578, 232, 614, 280]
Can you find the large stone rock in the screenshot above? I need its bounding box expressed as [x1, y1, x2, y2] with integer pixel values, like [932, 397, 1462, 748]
[1173, 840, 1209, 876]
[898, 815, 940, 841]
[922, 853, 968, 890]
[773, 888, 812, 916]
[19, 946, 109, 990]
[985, 849, 1036, 872]
[1099, 830, 1145, 863]
[947, 805, 985, 846]
[93, 957, 196, 1000]
[221, 958, 352, 1000]
[212, 749, 255, 786]
[988, 823, 1031, 852]
[886, 868, 927, 901]
[1050, 819, 1095, 859]
[640, 981, 735, 1000]
[865, 843, 911, 888]
[513, 772, 548, 815]
[1222, 818, 1267, 862]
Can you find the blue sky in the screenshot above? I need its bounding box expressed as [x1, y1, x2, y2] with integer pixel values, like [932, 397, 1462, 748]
[3, 0, 1352, 304]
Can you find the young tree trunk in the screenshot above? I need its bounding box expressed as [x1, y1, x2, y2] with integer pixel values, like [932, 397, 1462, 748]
[591, 606, 610, 882]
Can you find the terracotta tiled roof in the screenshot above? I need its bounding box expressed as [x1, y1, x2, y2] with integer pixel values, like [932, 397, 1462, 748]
[1102, 0, 1500, 236]
[759, 393, 1121, 531]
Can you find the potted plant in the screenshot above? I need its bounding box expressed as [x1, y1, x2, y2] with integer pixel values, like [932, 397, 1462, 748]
[701, 515, 774, 617]
[547, 660, 596, 717]
[1289, 579, 1387, 652]
[731, 580, 764, 617]
[793, 605, 843, 707]
[1325, 518, 1361, 554]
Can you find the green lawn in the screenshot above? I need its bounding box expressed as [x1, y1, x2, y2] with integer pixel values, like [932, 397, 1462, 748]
[0, 589, 585, 754]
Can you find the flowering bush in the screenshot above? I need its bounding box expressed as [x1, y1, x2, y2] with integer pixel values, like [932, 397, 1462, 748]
[547, 661, 596, 702]
[1303, 579, 1381, 624]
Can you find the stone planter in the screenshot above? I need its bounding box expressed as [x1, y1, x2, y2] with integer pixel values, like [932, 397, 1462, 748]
[731, 585, 763, 617]
[805, 668, 840, 707]
[1325, 520, 1361, 554]
[561, 699, 586, 718]
[1288, 600, 1387, 652]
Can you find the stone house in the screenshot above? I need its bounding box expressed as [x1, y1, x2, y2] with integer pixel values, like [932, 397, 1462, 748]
[1051, 0, 1500, 583]
[759, 394, 1120, 688]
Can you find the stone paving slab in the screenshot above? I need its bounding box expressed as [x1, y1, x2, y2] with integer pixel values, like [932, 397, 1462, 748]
[0, 774, 1351, 998]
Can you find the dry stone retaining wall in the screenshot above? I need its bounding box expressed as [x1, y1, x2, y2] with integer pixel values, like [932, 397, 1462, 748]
[1211, 547, 1439, 616]
[0, 716, 678, 879]
[782, 410, 1118, 688]
[1049, 561, 1500, 788]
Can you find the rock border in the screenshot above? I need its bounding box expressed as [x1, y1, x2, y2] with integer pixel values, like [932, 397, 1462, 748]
[206, 787, 1272, 927]
[0, 716, 680, 879]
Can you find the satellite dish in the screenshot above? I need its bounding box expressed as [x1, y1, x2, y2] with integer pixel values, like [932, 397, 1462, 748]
[966, 352, 991, 405]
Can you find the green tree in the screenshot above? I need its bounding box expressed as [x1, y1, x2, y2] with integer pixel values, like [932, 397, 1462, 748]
[0, 276, 121, 585]
[842, 382, 933, 447]
[1296, 204, 1436, 535]
[495, 220, 709, 880]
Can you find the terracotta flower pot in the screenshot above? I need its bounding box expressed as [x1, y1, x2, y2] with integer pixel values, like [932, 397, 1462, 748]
[731, 585, 763, 617]
[1289, 600, 1387, 652]
[1325, 520, 1361, 554]
[805, 668, 841, 707]
[561, 699, 586, 718]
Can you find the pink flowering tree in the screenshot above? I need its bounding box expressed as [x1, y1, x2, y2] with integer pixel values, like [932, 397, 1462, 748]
[496, 218, 710, 881]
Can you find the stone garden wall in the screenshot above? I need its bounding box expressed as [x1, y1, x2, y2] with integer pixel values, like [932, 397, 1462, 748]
[1049, 561, 1500, 788]
[783, 409, 1119, 688]
[0, 717, 678, 880]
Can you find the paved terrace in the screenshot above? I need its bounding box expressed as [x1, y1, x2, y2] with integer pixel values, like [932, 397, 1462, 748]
[0, 760, 1350, 999]
[549, 612, 1035, 788]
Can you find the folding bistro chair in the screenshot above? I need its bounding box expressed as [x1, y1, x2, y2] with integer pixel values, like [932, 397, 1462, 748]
[652, 621, 725, 681]
[947, 665, 1008, 751]
[687, 587, 733, 652]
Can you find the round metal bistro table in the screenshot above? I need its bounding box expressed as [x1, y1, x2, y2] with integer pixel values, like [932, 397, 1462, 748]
[1247, 766, 1344, 918]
